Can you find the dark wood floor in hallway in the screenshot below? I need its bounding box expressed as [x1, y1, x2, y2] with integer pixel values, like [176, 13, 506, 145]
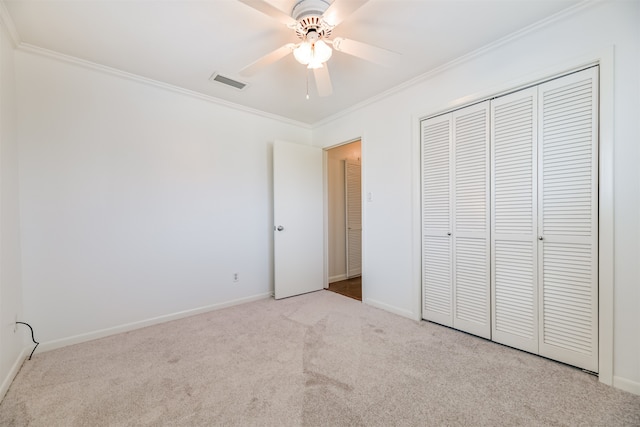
[327, 276, 361, 301]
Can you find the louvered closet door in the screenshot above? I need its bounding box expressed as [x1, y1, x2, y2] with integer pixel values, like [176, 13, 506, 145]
[421, 114, 453, 326]
[345, 160, 362, 278]
[490, 87, 539, 353]
[537, 67, 598, 372]
[452, 102, 491, 338]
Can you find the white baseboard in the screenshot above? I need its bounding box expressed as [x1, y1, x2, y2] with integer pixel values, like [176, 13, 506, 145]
[613, 376, 640, 396]
[364, 298, 420, 321]
[0, 347, 29, 403]
[328, 274, 347, 283]
[38, 292, 272, 353]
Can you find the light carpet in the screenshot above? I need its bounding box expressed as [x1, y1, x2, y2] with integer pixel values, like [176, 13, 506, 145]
[1, 290, 639, 426]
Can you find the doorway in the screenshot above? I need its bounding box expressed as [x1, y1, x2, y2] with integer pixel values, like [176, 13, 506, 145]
[326, 140, 362, 300]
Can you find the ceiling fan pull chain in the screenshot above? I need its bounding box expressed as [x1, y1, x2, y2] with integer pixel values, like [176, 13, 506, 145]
[306, 69, 310, 100]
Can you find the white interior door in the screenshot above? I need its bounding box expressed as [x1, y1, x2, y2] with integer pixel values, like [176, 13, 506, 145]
[345, 160, 362, 278]
[490, 87, 539, 353]
[537, 67, 599, 372]
[273, 140, 324, 299]
[452, 101, 491, 339]
[421, 113, 453, 327]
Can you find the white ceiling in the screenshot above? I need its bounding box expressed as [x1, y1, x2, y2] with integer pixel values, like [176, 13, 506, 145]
[4, 0, 580, 125]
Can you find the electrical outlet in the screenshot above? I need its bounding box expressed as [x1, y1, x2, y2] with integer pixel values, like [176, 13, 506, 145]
[233, 273, 239, 283]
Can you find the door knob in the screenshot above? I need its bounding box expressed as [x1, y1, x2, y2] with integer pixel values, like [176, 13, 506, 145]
[447, 232, 451, 236]
[277, 226, 284, 231]
[539, 236, 544, 240]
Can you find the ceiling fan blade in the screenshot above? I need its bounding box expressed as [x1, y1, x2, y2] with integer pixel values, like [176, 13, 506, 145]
[332, 37, 399, 67]
[237, 0, 297, 27]
[239, 44, 295, 77]
[313, 64, 333, 97]
[322, 0, 369, 27]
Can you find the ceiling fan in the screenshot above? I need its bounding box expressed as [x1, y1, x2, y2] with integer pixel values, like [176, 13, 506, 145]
[237, 0, 399, 97]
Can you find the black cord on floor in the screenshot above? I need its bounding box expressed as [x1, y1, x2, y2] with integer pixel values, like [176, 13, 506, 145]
[16, 322, 39, 360]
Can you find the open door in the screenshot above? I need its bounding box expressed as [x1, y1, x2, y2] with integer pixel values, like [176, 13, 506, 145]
[273, 140, 324, 299]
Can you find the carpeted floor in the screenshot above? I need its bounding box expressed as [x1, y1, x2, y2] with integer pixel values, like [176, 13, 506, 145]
[1, 290, 639, 426]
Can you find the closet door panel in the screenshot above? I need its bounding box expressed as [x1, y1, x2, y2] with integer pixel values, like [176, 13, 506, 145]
[538, 67, 598, 372]
[491, 88, 539, 353]
[454, 237, 489, 333]
[494, 239, 536, 342]
[452, 102, 491, 338]
[423, 236, 452, 325]
[345, 160, 362, 278]
[422, 114, 453, 326]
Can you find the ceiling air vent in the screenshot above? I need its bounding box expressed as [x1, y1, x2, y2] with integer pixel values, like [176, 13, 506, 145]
[209, 73, 248, 91]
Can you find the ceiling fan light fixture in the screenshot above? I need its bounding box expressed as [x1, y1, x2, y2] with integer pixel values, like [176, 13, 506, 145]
[293, 39, 332, 67]
[293, 42, 313, 64]
[313, 39, 332, 62]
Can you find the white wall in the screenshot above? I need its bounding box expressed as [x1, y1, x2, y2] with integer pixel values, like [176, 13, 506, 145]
[327, 141, 360, 282]
[15, 50, 312, 346]
[0, 20, 25, 399]
[313, 1, 640, 391]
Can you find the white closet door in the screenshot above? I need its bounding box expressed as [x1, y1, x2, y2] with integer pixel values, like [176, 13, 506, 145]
[537, 67, 599, 372]
[421, 114, 453, 326]
[452, 102, 491, 338]
[345, 160, 362, 278]
[491, 87, 539, 353]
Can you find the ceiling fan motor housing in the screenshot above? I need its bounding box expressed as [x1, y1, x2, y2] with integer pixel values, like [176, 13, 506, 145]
[292, 0, 332, 40]
[291, 0, 330, 20]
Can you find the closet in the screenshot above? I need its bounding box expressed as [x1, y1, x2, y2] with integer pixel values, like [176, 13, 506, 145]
[421, 67, 599, 372]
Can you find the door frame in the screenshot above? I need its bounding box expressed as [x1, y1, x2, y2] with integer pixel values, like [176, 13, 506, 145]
[412, 46, 615, 386]
[323, 138, 364, 297]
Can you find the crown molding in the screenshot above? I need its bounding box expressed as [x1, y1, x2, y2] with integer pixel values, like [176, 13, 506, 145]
[0, 0, 21, 47]
[312, 0, 599, 129]
[17, 43, 312, 131]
